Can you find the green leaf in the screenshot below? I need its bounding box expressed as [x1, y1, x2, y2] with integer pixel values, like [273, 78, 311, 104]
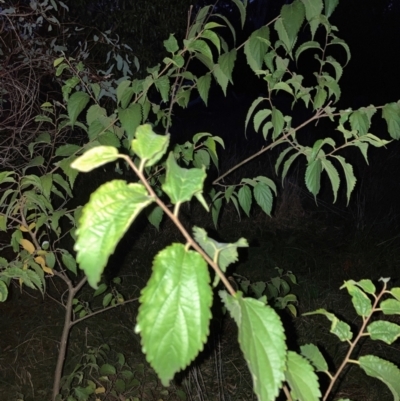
[193, 227, 248, 286]
[218, 49, 236, 84]
[211, 196, 223, 228]
[201, 29, 221, 54]
[231, 0, 246, 28]
[324, 0, 339, 18]
[220, 291, 286, 401]
[333, 155, 356, 205]
[285, 351, 321, 401]
[67, 91, 90, 128]
[281, 1, 305, 53]
[75, 180, 153, 288]
[71, 146, 119, 173]
[350, 110, 370, 135]
[135, 243, 212, 386]
[131, 124, 170, 168]
[197, 74, 212, 106]
[119, 103, 143, 142]
[340, 280, 372, 317]
[271, 107, 284, 139]
[55, 144, 81, 157]
[305, 159, 322, 198]
[301, 0, 323, 38]
[253, 182, 273, 216]
[321, 158, 340, 203]
[61, 250, 77, 275]
[238, 186, 252, 217]
[313, 87, 327, 109]
[295, 40, 322, 62]
[300, 343, 329, 372]
[245, 97, 266, 134]
[154, 76, 170, 104]
[303, 308, 353, 341]
[254, 109, 272, 132]
[116, 80, 132, 107]
[330, 37, 351, 66]
[163, 34, 179, 53]
[162, 153, 206, 205]
[146, 205, 164, 231]
[359, 355, 400, 400]
[367, 321, 400, 345]
[382, 102, 400, 140]
[100, 363, 116, 375]
[244, 26, 270, 72]
[0, 281, 8, 302]
[381, 299, 400, 315]
[213, 64, 229, 96]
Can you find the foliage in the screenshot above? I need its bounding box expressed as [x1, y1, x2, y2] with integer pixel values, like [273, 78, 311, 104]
[2, 0, 400, 400]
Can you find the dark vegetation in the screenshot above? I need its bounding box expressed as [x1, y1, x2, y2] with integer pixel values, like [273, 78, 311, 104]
[1, 0, 400, 400]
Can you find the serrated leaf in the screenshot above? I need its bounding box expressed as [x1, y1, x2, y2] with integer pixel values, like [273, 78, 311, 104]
[305, 159, 322, 198]
[301, 0, 323, 38]
[201, 29, 221, 54]
[321, 158, 340, 203]
[244, 26, 270, 72]
[131, 124, 169, 168]
[71, 146, 119, 173]
[218, 49, 236, 84]
[281, 0, 305, 53]
[245, 97, 266, 134]
[324, 0, 339, 18]
[119, 103, 143, 142]
[55, 144, 81, 157]
[19, 239, 35, 254]
[382, 102, 400, 140]
[300, 343, 328, 372]
[220, 291, 286, 401]
[135, 243, 212, 386]
[213, 64, 229, 96]
[359, 355, 400, 400]
[303, 308, 352, 341]
[231, 0, 246, 28]
[285, 351, 321, 401]
[333, 155, 356, 205]
[271, 107, 284, 139]
[197, 74, 211, 106]
[367, 321, 400, 345]
[75, 180, 153, 288]
[238, 186, 252, 217]
[295, 40, 321, 62]
[254, 109, 272, 132]
[162, 153, 206, 205]
[253, 182, 273, 216]
[67, 91, 90, 128]
[164, 34, 179, 53]
[340, 280, 372, 317]
[314, 87, 327, 109]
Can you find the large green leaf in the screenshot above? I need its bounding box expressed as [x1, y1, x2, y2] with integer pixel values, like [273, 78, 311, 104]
[280, 1, 305, 53]
[221, 291, 286, 401]
[382, 102, 400, 140]
[359, 355, 400, 400]
[131, 124, 169, 168]
[75, 180, 153, 288]
[119, 103, 143, 142]
[305, 159, 322, 198]
[71, 146, 119, 173]
[135, 243, 212, 386]
[340, 280, 372, 317]
[253, 182, 273, 216]
[162, 153, 206, 205]
[244, 26, 270, 72]
[285, 351, 321, 401]
[367, 321, 400, 345]
[67, 91, 90, 128]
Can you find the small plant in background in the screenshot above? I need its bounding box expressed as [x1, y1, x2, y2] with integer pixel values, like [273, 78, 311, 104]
[232, 268, 298, 316]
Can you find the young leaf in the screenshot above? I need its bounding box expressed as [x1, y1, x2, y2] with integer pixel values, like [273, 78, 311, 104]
[367, 321, 400, 345]
[359, 355, 400, 400]
[303, 309, 353, 341]
[300, 343, 329, 372]
[220, 291, 286, 401]
[131, 124, 170, 168]
[285, 351, 321, 401]
[71, 146, 119, 173]
[253, 182, 273, 216]
[135, 244, 212, 386]
[162, 153, 206, 205]
[75, 180, 153, 288]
